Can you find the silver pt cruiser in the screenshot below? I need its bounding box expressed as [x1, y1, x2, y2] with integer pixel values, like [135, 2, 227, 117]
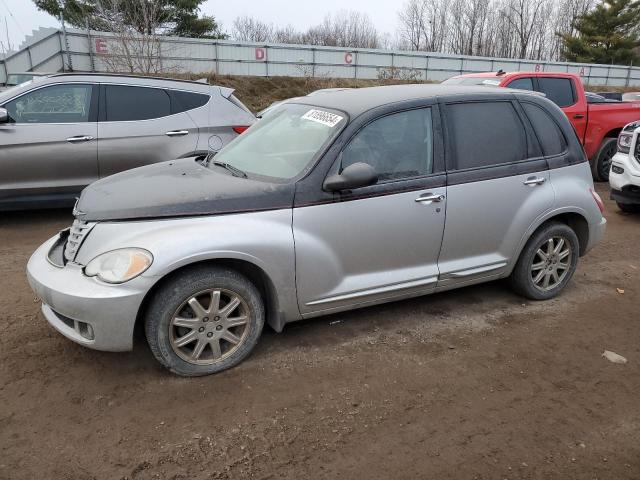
[27, 85, 606, 376]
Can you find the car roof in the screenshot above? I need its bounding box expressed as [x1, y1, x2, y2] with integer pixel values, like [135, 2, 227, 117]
[46, 72, 215, 93]
[451, 71, 581, 80]
[290, 83, 516, 117]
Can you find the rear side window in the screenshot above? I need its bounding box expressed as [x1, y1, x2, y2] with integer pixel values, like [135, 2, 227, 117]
[537, 78, 575, 107]
[446, 101, 527, 170]
[341, 108, 433, 182]
[522, 103, 567, 156]
[168, 90, 209, 114]
[507, 77, 534, 91]
[105, 85, 170, 121]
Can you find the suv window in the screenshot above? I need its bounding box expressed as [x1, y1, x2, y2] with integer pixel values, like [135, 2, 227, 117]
[4, 84, 92, 123]
[506, 77, 534, 91]
[522, 103, 567, 156]
[446, 101, 527, 170]
[105, 85, 170, 121]
[538, 77, 575, 107]
[341, 108, 433, 182]
[168, 90, 209, 114]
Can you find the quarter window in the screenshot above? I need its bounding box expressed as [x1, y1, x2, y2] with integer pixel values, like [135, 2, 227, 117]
[446, 101, 527, 170]
[506, 77, 534, 91]
[537, 77, 576, 107]
[4, 84, 92, 123]
[522, 103, 567, 156]
[341, 108, 433, 182]
[105, 85, 170, 121]
[168, 90, 209, 114]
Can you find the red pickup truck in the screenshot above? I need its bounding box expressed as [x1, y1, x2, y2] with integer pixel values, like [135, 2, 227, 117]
[443, 72, 640, 181]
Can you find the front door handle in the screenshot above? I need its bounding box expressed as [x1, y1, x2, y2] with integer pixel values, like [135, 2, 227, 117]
[66, 135, 94, 143]
[165, 130, 189, 137]
[523, 176, 546, 186]
[415, 193, 445, 203]
[573, 114, 585, 119]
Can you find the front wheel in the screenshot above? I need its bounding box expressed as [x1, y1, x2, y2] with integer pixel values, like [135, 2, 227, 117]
[145, 266, 265, 376]
[592, 138, 617, 182]
[509, 222, 579, 300]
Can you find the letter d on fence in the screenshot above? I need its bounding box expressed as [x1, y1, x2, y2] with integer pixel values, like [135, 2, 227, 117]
[255, 48, 265, 61]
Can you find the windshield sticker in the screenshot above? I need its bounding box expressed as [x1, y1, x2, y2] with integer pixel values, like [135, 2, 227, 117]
[301, 109, 344, 127]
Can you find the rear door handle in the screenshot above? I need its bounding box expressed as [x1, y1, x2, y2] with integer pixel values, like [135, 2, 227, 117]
[415, 193, 445, 203]
[523, 176, 546, 186]
[165, 130, 189, 137]
[66, 135, 94, 143]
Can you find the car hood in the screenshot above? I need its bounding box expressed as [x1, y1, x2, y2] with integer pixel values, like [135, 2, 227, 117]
[75, 158, 294, 221]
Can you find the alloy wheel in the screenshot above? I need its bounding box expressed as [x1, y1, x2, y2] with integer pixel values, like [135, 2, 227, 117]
[169, 288, 250, 365]
[530, 236, 572, 292]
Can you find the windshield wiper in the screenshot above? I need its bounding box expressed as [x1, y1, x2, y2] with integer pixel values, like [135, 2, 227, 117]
[208, 159, 248, 178]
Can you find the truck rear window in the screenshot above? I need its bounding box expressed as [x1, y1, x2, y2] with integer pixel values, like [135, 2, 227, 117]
[537, 78, 576, 107]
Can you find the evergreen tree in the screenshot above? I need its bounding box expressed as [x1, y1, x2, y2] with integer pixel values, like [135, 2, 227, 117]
[560, 0, 640, 65]
[33, 0, 227, 39]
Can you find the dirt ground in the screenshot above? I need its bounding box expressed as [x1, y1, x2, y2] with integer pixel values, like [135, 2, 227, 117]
[0, 183, 638, 480]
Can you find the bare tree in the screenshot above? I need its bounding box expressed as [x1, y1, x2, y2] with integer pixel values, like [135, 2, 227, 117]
[232, 15, 274, 42]
[95, 0, 168, 74]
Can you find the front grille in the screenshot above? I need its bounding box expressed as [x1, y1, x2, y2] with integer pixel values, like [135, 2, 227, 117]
[63, 219, 95, 262]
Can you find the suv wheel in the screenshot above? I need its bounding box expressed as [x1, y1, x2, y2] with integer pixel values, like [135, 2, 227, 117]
[592, 138, 617, 182]
[509, 222, 579, 300]
[616, 202, 640, 213]
[145, 266, 264, 376]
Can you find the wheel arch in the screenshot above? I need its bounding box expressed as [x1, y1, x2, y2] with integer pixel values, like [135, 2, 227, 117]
[511, 209, 590, 274]
[135, 257, 285, 340]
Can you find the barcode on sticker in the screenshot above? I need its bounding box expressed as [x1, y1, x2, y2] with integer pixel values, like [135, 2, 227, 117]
[301, 109, 343, 127]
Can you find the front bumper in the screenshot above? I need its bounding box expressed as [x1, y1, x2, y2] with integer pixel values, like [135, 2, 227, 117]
[609, 152, 640, 204]
[26, 235, 151, 352]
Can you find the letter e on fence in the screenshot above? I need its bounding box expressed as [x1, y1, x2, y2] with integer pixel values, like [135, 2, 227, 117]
[345, 52, 353, 65]
[95, 38, 107, 54]
[255, 48, 265, 61]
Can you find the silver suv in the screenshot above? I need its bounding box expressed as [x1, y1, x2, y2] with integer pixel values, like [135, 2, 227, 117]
[0, 73, 255, 210]
[27, 85, 606, 376]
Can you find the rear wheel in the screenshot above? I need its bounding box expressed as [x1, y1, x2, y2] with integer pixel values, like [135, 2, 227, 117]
[509, 222, 579, 300]
[592, 138, 617, 182]
[145, 266, 264, 377]
[616, 202, 640, 213]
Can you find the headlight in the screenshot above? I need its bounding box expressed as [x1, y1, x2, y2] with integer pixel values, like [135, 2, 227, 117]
[84, 248, 153, 284]
[618, 133, 632, 153]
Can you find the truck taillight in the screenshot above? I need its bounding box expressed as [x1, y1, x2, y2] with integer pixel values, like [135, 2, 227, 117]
[233, 126, 250, 134]
[590, 188, 605, 214]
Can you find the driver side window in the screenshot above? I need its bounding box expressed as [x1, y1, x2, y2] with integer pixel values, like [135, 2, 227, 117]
[341, 108, 433, 182]
[4, 84, 92, 124]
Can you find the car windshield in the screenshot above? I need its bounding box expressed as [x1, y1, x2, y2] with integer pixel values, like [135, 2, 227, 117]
[212, 103, 346, 180]
[442, 76, 502, 86]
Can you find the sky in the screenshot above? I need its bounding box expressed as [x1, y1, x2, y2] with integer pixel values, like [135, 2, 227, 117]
[0, 0, 401, 51]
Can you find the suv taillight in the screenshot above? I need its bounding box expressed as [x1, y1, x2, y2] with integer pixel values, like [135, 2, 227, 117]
[233, 126, 250, 134]
[590, 188, 605, 214]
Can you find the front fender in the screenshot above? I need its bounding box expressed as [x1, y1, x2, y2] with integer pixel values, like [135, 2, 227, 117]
[75, 209, 300, 323]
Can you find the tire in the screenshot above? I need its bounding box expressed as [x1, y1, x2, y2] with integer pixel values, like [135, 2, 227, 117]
[616, 201, 640, 213]
[144, 266, 265, 377]
[591, 138, 617, 182]
[508, 222, 580, 301]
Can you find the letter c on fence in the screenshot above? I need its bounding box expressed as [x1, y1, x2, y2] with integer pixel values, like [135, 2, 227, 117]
[255, 48, 265, 61]
[95, 38, 107, 54]
[345, 52, 353, 65]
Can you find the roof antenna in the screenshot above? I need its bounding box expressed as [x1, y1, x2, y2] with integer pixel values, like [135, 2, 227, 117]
[496, 69, 506, 76]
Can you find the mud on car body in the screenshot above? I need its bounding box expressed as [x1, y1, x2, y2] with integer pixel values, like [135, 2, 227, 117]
[28, 85, 606, 376]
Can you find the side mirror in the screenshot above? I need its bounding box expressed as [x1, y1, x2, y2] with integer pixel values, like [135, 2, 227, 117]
[0, 108, 8, 123]
[323, 162, 378, 192]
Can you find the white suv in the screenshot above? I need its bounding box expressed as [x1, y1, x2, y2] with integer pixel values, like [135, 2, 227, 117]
[610, 121, 640, 213]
